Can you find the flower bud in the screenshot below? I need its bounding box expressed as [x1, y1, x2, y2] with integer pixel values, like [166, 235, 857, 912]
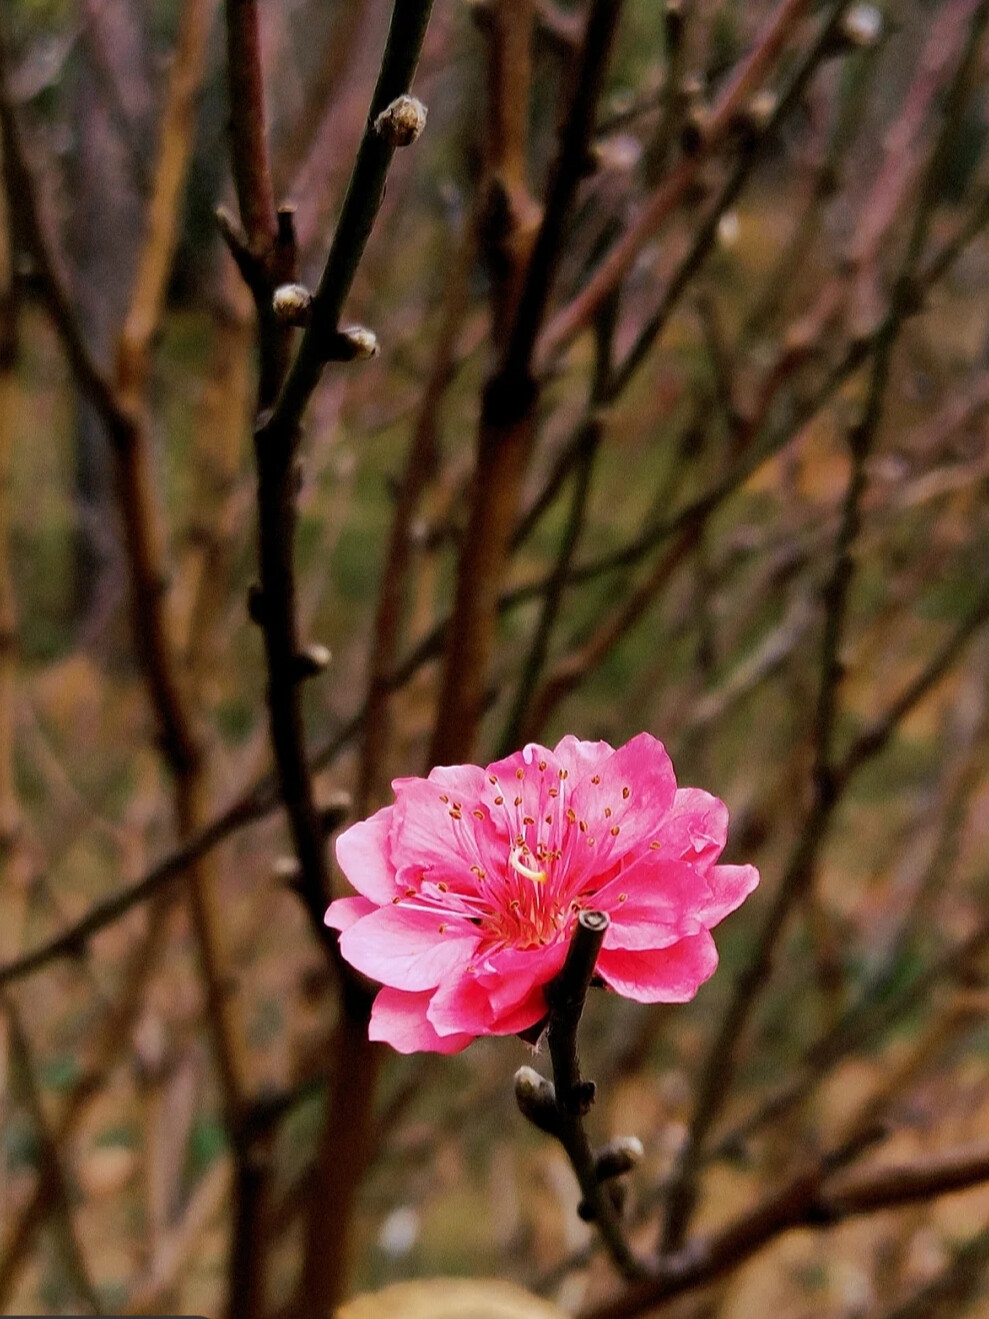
[272, 283, 313, 327]
[327, 325, 380, 362]
[294, 643, 331, 681]
[595, 1135, 644, 1182]
[514, 1065, 560, 1134]
[840, 4, 882, 49]
[273, 855, 301, 885]
[374, 95, 428, 147]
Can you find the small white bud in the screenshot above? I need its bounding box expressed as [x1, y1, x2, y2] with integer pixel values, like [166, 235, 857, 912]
[374, 95, 427, 147]
[273, 855, 301, 883]
[841, 4, 882, 49]
[329, 325, 380, 362]
[295, 643, 332, 680]
[272, 283, 313, 326]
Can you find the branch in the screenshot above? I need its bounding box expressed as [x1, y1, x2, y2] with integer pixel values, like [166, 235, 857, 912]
[2, 1000, 103, 1315]
[516, 912, 649, 1281]
[429, 0, 624, 764]
[873, 1227, 989, 1319]
[580, 1142, 989, 1319]
[658, 22, 989, 1227]
[539, 0, 827, 364]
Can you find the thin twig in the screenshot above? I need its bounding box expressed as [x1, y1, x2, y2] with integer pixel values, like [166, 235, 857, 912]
[430, 0, 624, 765]
[579, 1142, 989, 1319]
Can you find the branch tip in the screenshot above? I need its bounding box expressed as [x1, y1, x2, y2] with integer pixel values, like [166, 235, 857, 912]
[595, 1135, 645, 1182]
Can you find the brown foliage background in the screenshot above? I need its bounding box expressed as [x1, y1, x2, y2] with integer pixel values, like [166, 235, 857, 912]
[1, 2, 989, 1317]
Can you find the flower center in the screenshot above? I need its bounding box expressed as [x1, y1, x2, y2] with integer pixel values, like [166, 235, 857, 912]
[509, 846, 547, 883]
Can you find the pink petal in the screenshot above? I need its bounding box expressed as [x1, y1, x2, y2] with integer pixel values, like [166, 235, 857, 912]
[474, 941, 569, 1016]
[552, 735, 615, 780]
[703, 863, 759, 925]
[324, 895, 375, 931]
[660, 788, 729, 868]
[335, 807, 399, 904]
[427, 972, 549, 1038]
[426, 940, 564, 1038]
[338, 904, 478, 991]
[596, 857, 713, 948]
[370, 987, 474, 1054]
[390, 767, 507, 888]
[563, 733, 678, 881]
[596, 929, 719, 1003]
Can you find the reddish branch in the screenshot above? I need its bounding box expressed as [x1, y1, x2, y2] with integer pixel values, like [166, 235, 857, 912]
[430, 0, 624, 765]
[539, 0, 822, 364]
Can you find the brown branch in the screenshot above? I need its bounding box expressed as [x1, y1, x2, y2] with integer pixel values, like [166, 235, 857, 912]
[516, 912, 648, 1280]
[872, 1226, 989, 1319]
[430, 0, 624, 765]
[539, 0, 825, 364]
[609, 0, 850, 398]
[357, 211, 475, 814]
[580, 1142, 989, 1319]
[658, 32, 987, 1229]
[2, 1000, 103, 1314]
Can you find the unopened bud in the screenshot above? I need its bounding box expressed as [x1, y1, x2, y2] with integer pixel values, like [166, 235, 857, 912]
[327, 325, 379, 363]
[273, 855, 301, 885]
[294, 643, 331, 681]
[374, 95, 428, 147]
[595, 1135, 644, 1182]
[514, 1065, 560, 1135]
[273, 283, 313, 327]
[840, 4, 882, 49]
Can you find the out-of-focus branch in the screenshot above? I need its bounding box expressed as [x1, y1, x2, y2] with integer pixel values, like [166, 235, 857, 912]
[609, 0, 851, 398]
[2, 1001, 103, 1314]
[539, 0, 827, 364]
[658, 3, 989, 1237]
[499, 300, 615, 754]
[579, 1142, 989, 1319]
[357, 211, 475, 814]
[873, 1227, 989, 1319]
[430, 0, 624, 765]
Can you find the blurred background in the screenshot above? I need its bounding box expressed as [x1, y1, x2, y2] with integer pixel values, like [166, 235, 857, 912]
[2, 1, 989, 1315]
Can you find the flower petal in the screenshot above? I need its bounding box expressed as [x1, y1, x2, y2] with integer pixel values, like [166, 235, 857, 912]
[703, 863, 759, 925]
[324, 895, 375, 932]
[552, 734, 614, 780]
[339, 904, 478, 991]
[335, 807, 398, 904]
[595, 856, 713, 949]
[596, 929, 719, 1003]
[370, 987, 474, 1054]
[429, 973, 550, 1038]
[562, 733, 678, 883]
[660, 788, 729, 868]
[390, 767, 507, 889]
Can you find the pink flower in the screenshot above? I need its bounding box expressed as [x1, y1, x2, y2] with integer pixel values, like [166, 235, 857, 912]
[325, 734, 758, 1054]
